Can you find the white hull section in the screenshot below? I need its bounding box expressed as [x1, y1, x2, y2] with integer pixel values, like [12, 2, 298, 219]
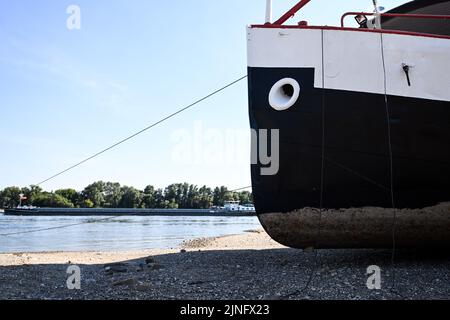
[247, 27, 450, 102]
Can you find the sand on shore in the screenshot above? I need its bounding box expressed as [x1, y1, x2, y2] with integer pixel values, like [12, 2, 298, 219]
[0, 229, 282, 266]
[0, 229, 448, 300]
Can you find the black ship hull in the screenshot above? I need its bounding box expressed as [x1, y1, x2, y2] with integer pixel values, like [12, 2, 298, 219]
[248, 67, 450, 248]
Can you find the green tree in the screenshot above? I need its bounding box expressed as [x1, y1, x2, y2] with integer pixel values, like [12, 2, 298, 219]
[0, 186, 22, 208]
[104, 182, 122, 208]
[224, 191, 240, 202]
[55, 188, 79, 207]
[83, 199, 94, 208]
[142, 185, 156, 208]
[1, 183, 253, 209]
[154, 188, 165, 208]
[119, 186, 142, 208]
[161, 199, 178, 209]
[82, 181, 105, 207]
[19, 185, 43, 205]
[164, 184, 181, 207]
[197, 185, 213, 209]
[32, 193, 74, 208]
[238, 191, 253, 204]
[213, 186, 230, 206]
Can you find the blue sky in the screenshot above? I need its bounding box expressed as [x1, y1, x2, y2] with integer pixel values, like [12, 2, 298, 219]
[0, 0, 406, 191]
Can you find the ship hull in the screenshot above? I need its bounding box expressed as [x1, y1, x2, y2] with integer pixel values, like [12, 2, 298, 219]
[247, 24, 450, 248]
[249, 66, 450, 248]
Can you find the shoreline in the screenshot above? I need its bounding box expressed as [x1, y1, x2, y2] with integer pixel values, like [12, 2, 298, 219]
[0, 229, 282, 266]
[0, 229, 448, 300]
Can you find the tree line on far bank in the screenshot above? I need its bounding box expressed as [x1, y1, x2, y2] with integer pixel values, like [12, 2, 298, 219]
[0, 182, 252, 209]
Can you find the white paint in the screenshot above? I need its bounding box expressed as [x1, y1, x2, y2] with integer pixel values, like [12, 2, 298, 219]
[247, 27, 323, 88]
[265, 0, 272, 24]
[247, 27, 450, 102]
[383, 34, 450, 102]
[268, 78, 300, 111]
[323, 30, 385, 95]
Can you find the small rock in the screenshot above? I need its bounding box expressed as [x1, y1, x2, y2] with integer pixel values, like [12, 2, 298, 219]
[112, 278, 137, 287]
[104, 262, 127, 268]
[180, 249, 187, 253]
[135, 284, 150, 292]
[104, 263, 128, 273]
[147, 263, 162, 270]
[145, 257, 155, 264]
[135, 266, 144, 272]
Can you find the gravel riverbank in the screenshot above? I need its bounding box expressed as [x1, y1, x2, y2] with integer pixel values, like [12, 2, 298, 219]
[0, 230, 448, 300]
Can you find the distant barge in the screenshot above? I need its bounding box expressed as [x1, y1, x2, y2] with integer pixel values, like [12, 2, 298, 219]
[3, 207, 256, 217]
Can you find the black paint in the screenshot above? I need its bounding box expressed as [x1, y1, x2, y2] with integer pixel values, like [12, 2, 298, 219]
[248, 67, 450, 214]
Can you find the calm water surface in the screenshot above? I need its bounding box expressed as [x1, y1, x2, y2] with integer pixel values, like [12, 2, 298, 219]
[0, 213, 261, 253]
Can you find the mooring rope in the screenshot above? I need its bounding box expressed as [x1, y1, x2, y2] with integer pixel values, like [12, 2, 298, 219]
[35, 75, 247, 187]
[1, 74, 250, 237]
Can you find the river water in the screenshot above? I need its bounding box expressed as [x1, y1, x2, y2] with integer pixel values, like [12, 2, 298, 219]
[0, 213, 261, 253]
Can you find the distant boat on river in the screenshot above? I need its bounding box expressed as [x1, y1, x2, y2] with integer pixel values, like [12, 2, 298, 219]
[3, 201, 256, 217]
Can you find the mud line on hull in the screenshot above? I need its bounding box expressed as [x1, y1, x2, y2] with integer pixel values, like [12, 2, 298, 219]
[258, 202, 450, 249]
